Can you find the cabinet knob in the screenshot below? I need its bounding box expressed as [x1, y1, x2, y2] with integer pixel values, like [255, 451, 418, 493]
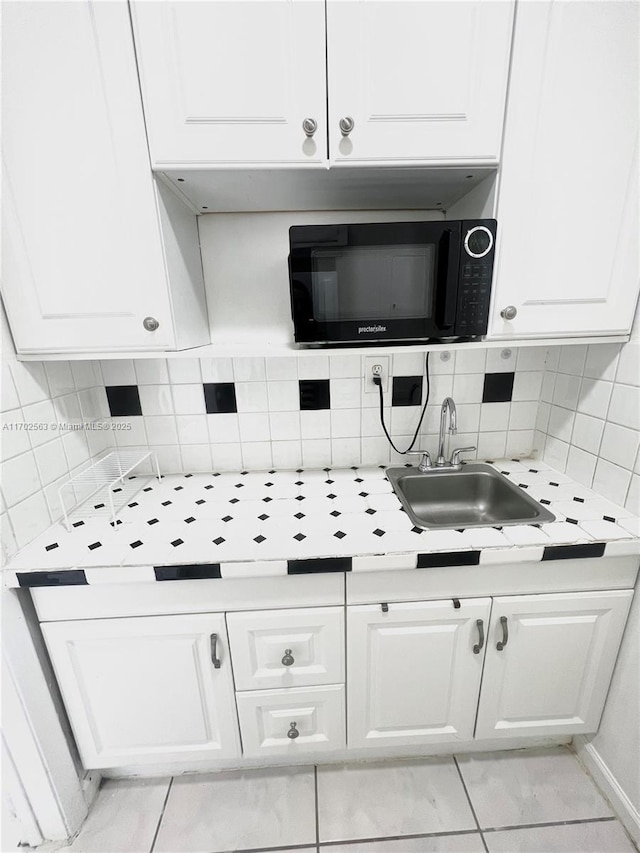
[500, 305, 517, 321]
[143, 316, 160, 332]
[281, 649, 295, 666]
[339, 116, 355, 137]
[287, 722, 299, 739]
[302, 117, 317, 138]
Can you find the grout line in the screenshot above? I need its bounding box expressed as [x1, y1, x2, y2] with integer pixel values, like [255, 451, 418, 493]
[149, 776, 173, 853]
[453, 756, 489, 853]
[314, 765, 320, 852]
[317, 829, 483, 848]
[481, 815, 618, 833]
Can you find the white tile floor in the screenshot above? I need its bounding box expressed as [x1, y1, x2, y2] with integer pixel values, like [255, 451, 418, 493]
[57, 747, 638, 853]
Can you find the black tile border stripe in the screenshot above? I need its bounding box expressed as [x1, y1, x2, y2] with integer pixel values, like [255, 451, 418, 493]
[418, 551, 481, 568]
[287, 557, 352, 574]
[154, 564, 222, 581]
[17, 569, 87, 588]
[542, 543, 606, 561]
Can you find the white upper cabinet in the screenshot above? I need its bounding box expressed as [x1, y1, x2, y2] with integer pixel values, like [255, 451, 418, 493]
[327, 0, 514, 165]
[130, 0, 328, 168]
[1, 1, 209, 355]
[131, 1, 513, 169]
[490, 0, 640, 339]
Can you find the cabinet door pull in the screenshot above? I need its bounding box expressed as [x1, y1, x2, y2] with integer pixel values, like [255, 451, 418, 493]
[496, 616, 509, 651]
[473, 618, 484, 654]
[281, 648, 295, 666]
[287, 722, 299, 739]
[210, 633, 221, 668]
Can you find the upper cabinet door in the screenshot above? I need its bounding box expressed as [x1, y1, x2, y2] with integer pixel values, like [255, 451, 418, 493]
[326, 0, 514, 165]
[489, 1, 639, 339]
[1, 1, 178, 353]
[131, 1, 327, 167]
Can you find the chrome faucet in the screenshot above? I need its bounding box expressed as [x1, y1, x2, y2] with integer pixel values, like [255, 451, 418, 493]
[436, 397, 457, 466]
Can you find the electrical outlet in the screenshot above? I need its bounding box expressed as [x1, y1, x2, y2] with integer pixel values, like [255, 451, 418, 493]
[365, 355, 390, 393]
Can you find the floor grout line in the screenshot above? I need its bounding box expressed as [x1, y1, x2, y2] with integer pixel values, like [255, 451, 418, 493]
[314, 765, 320, 853]
[317, 829, 484, 847]
[482, 815, 619, 833]
[149, 776, 173, 853]
[453, 755, 489, 853]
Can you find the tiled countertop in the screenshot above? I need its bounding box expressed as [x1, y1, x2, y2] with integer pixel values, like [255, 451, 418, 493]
[4, 459, 640, 588]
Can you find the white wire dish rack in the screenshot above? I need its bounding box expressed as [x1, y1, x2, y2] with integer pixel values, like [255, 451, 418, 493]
[58, 450, 161, 531]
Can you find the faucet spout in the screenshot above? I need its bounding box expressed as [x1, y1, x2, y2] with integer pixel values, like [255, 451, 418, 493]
[437, 397, 457, 466]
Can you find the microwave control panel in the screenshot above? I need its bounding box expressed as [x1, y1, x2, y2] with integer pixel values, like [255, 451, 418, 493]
[454, 223, 496, 336]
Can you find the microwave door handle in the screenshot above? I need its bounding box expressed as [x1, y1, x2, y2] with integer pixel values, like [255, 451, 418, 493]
[435, 229, 459, 331]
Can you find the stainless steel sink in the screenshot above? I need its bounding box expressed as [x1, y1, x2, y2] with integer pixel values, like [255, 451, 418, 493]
[387, 463, 556, 530]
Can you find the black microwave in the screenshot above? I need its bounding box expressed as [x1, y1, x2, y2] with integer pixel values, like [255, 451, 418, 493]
[288, 219, 497, 345]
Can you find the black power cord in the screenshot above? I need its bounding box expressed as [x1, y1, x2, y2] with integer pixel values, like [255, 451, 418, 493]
[373, 352, 431, 455]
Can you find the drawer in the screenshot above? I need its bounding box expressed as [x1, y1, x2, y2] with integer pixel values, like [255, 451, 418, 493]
[226, 606, 344, 690]
[236, 684, 345, 758]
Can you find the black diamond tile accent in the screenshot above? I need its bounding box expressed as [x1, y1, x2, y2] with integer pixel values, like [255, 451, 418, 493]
[230, 498, 240, 504]
[326, 493, 337, 499]
[94, 503, 105, 509]
[573, 496, 585, 503]
[129, 540, 143, 549]
[205, 484, 214, 490]
[542, 543, 606, 561]
[113, 488, 122, 493]
[295, 512, 306, 519]
[355, 477, 364, 483]
[418, 551, 481, 568]
[373, 528, 385, 537]
[17, 570, 87, 588]
[359, 491, 369, 497]
[222, 515, 233, 522]
[411, 526, 424, 534]
[392, 375, 423, 406]
[174, 486, 184, 492]
[294, 533, 306, 541]
[254, 535, 266, 544]
[72, 520, 85, 528]
[160, 501, 172, 508]
[45, 543, 59, 551]
[155, 563, 221, 581]
[566, 518, 579, 524]
[603, 515, 616, 523]
[185, 474, 193, 478]
[147, 518, 159, 525]
[204, 382, 237, 414]
[241, 471, 249, 476]
[263, 497, 273, 503]
[518, 483, 529, 489]
[171, 538, 184, 547]
[334, 530, 346, 539]
[143, 487, 153, 492]
[265, 482, 274, 487]
[299, 379, 330, 410]
[529, 468, 539, 473]
[109, 520, 123, 527]
[549, 481, 559, 487]
[213, 472, 221, 477]
[195, 499, 206, 505]
[482, 373, 515, 403]
[235, 483, 244, 489]
[128, 502, 138, 508]
[330, 510, 341, 517]
[295, 495, 305, 501]
[325, 479, 335, 485]
[365, 508, 376, 515]
[184, 517, 196, 524]
[295, 481, 304, 486]
[258, 513, 269, 521]
[88, 542, 102, 550]
[540, 499, 551, 505]
[105, 385, 142, 417]
[288, 557, 352, 574]
[213, 537, 225, 545]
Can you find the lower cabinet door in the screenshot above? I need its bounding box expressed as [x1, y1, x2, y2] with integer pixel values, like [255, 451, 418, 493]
[348, 598, 492, 748]
[42, 613, 241, 768]
[236, 685, 345, 758]
[475, 590, 634, 739]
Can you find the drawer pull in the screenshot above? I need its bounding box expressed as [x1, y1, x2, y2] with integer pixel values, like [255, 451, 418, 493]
[287, 721, 299, 739]
[281, 649, 295, 667]
[210, 633, 221, 669]
[473, 619, 485, 654]
[497, 616, 509, 651]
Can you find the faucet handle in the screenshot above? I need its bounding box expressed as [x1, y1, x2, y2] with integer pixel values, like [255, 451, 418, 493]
[407, 451, 432, 471]
[449, 446, 476, 467]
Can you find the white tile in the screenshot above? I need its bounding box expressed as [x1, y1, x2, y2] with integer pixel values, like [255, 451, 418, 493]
[453, 372, 485, 403]
[265, 356, 297, 381]
[34, 439, 69, 486]
[1, 452, 42, 507]
[207, 413, 239, 444]
[233, 357, 266, 382]
[352, 553, 417, 572]
[578, 378, 613, 418]
[211, 442, 242, 471]
[100, 359, 136, 385]
[200, 357, 234, 383]
[512, 370, 544, 402]
[393, 351, 426, 375]
[480, 403, 510, 432]
[269, 411, 301, 441]
[454, 347, 487, 373]
[457, 747, 613, 829]
[552, 373, 581, 409]
[362, 406, 390, 437]
[502, 525, 550, 546]
[361, 436, 390, 466]
[464, 527, 510, 548]
[167, 358, 201, 384]
[390, 406, 423, 435]
[1, 409, 31, 458]
[220, 560, 287, 579]
[153, 445, 183, 473]
[484, 820, 636, 853]
[112, 419, 147, 448]
[477, 431, 507, 460]
[600, 421, 640, 470]
[317, 758, 475, 843]
[429, 373, 454, 400]
[454, 403, 480, 433]
[1, 362, 20, 412]
[430, 350, 455, 374]
[71, 361, 102, 390]
[540, 371, 556, 404]
[593, 458, 632, 506]
[300, 409, 330, 440]
[144, 415, 178, 445]
[171, 384, 206, 415]
[558, 344, 587, 376]
[84, 566, 155, 584]
[134, 358, 169, 385]
[505, 430, 535, 459]
[180, 444, 212, 472]
[62, 777, 170, 853]
[541, 522, 586, 544]
[238, 412, 270, 443]
[330, 353, 362, 378]
[44, 361, 75, 397]
[267, 380, 298, 412]
[175, 414, 208, 445]
[544, 436, 569, 472]
[547, 406, 575, 442]
[242, 440, 273, 469]
[154, 767, 316, 853]
[78, 387, 109, 421]
[54, 393, 82, 424]
[271, 440, 302, 469]
[332, 437, 361, 467]
[297, 354, 329, 379]
[625, 474, 640, 514]
[7, 491, 51, 548]
[580, 520, 631, 540]
[571, 413, 605, 455]
[618, 514, 640, 536]
[584, 343, 621, 381]
[509, 401, 538, 431]
[23, 400, 58, 448]
[605, 539, 640, 557]
[615, 341, 640, 386]
[235, 381, 268, 413]
[302, 438, 331, 467]
[10, 361, 50, 406]
[516, 346, 548, 372]
[608, 383, 640, 430]
[545, 346, 561, 371]
[139, 384, 174, 416]
[535, 401, 551, 433]
[565, 446, 597, 488]
[330, 377, 361, 408]
[329, 836, 486, 853]
[331, 409, 361, 439]
[486, 347, 517, 373]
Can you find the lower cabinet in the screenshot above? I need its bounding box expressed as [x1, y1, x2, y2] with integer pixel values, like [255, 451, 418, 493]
[41, 613, 241, 769]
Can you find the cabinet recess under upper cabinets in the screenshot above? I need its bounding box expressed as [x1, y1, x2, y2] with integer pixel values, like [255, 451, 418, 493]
[130, 0, 514, 169]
